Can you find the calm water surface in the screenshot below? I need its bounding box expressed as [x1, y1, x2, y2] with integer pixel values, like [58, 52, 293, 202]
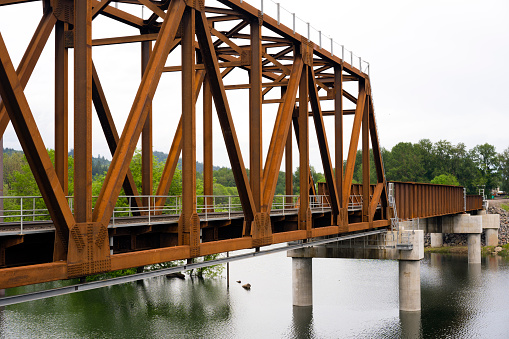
[1, 252, 509, 338]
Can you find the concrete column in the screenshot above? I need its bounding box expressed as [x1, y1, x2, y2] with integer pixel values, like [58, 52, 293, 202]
[430, 233, 443, 247]
[485, 228, 499, 247]
[399, 260, 420, 312]
[292, 257, 312, 307]
[467, 233, 481, 264]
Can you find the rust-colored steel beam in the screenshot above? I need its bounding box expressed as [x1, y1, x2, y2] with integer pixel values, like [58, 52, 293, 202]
[154, 69, 205, 210]
[74, 0, 93, 223]
[196, 9, 256, 222]
[0, 10, 56, 137]
[362, 90, 370, 222]
[55, 20, 68, 196]
[203, 75, 213, 210]
[180, 7, 199, 254]
[298, 62, 310, 233]
[308, 66, 340, 218]
[343, 82, 366, 206]
[262, 56, 303, 212]
[249, 18, 262, 212]
[91, 63, 143, 210]
[334, 64, 345, 228]
[141, 40, 153, 208]
[92, 0, 186, 227]
[0, 32, 74, 249]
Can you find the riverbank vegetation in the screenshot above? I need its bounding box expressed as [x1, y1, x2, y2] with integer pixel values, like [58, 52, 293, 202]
[425, 244, 509, 257]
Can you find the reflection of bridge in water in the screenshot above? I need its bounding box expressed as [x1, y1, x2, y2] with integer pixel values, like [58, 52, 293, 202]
[0, 0, 498, 314]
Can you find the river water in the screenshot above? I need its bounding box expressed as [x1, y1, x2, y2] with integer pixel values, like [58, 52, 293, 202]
[1, 252, 509, 338]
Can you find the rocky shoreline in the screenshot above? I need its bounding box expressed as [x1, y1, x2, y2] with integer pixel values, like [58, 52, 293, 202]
[423, 206, 509, 247]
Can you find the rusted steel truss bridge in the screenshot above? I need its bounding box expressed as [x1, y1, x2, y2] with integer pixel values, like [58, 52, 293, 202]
[0, 0, 483, 290]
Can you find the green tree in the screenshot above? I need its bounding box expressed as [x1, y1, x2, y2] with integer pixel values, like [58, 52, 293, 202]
[498, 147, 509, 193]
[430, 173, 460, 186]
[470, 143, 500, 195]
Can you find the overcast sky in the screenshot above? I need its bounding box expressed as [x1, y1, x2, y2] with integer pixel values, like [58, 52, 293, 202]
[0, 0, 508, 172]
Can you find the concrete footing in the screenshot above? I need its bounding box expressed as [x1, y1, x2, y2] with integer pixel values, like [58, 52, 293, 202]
[430, 233, 443, 247]
[467, 233, 481, 264]
[292, 257, 313, 307]
[399, 260, 421, 312]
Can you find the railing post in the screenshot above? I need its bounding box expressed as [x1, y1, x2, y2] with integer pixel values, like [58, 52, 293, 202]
[292, 13, 295, 34]
[319, 30, 322, 49]
[331, 38, 333, 55]
[463, 188, 467, 212]
[20, 197, 23, 235]
[32, 198, 35, 221]
[307, 22, 310, 41]
[148, 195, 151, 224]
[277, 3, 280, 25]
[228, 196, 231, 219]
[261, 0, 263, 15]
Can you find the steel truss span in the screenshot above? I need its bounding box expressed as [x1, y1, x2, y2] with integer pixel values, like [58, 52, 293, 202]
[0, 0, 392, 289]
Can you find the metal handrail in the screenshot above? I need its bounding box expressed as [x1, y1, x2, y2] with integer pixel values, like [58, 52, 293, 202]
[0, 193, 363, 233]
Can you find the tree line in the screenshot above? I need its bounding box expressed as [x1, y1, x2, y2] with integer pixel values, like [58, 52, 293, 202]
[2, 139, 508, 203]
[352, 139, 507, 195]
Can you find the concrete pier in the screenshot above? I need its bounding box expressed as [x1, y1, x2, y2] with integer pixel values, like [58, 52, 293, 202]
[430, 233, 443, 247]
[292, 256, 313, 307]
[467, 233, 481, 264]
[399, 260, 421, 312]
[288, 230, 424, 311]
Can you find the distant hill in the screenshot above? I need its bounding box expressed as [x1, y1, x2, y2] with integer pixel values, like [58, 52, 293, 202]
[4, 148, 227, 175]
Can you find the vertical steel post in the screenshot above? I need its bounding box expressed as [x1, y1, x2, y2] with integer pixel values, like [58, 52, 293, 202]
[203, 76, 213, 213]
[362, 91, 370, 222]
[334, 65, 343, 225]
[250, 18, 262, 212]
[54, 20, 68, 260]
[180, 7, 198, 250]
[284, 87, 292, 207]
[299, 64, 309, 232]
[55, 20, 68, 196]
[141, 40, 153, 212]
[74, 0, 93, 223]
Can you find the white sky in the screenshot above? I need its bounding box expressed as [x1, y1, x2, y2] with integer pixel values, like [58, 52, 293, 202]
[0, 0, 508, 173]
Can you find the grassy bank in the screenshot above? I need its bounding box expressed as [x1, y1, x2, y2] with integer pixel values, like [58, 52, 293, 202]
[425, 244, 509, 257]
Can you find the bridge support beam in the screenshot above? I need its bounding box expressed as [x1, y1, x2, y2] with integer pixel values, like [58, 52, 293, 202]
[292, 255, 313, 307]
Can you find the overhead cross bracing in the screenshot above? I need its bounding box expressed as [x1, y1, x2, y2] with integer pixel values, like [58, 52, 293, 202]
[0, 0, 415, 289]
